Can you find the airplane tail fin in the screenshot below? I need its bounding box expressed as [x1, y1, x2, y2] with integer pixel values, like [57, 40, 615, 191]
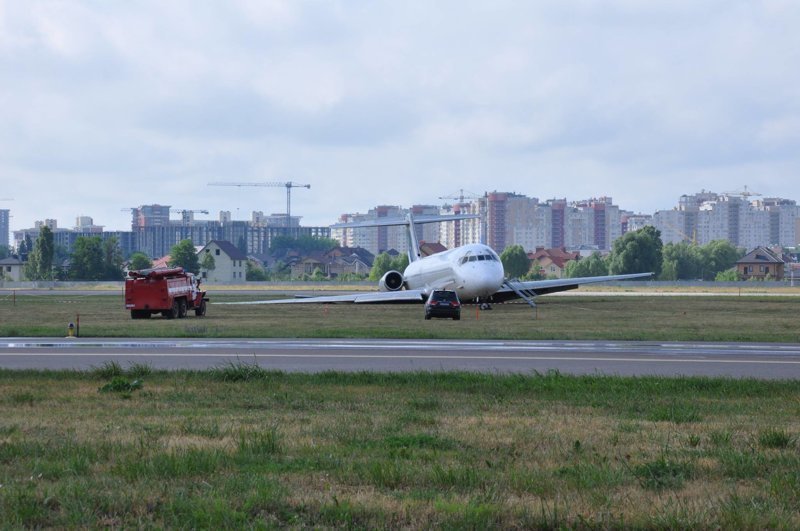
[332, 213, 479, 263]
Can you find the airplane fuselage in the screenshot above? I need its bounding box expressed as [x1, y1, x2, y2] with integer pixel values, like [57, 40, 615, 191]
[403, 243, 505, 300]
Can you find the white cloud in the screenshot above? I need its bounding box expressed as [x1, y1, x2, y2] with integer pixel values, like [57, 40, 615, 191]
[1, 0, 799, 241]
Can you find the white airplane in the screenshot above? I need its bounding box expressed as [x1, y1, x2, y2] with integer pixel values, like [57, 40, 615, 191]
[245, 213, 652, 306]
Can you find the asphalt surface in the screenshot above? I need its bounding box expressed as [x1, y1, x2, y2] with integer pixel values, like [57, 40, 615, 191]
[2, 338, 800, 378]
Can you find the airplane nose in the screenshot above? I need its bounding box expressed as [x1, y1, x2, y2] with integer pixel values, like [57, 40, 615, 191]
[463, 264, 504, 297]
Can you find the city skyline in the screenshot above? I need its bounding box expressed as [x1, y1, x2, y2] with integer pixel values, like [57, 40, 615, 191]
[4, 184, 798, 234]
[2, 2, 799, 236]
[6, 187, 800, 258]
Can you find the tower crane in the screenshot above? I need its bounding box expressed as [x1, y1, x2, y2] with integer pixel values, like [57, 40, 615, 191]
[722, 185, 762, 200]
[170, 209, 209, 223]
[208, 181, 311, 227]
[438, 189, 479, 204]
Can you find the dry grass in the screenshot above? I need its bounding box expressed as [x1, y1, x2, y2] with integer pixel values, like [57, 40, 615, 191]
[2, 370, 799, 527]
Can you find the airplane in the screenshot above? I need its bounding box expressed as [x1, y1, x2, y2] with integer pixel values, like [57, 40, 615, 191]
[236, 213, 653, 307]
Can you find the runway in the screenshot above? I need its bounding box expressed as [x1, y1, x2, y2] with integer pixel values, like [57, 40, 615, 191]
[2, 338, 800, 379]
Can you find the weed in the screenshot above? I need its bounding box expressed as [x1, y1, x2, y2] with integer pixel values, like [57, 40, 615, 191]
[646, 401, 702, 423]
[8, 392, 38, 406]
[99, 377, 143, 394]
[758, 428, 794, 449]
[127, 362, 153, 378]
[0, 424, 20, 436]
[634, 456, 693, 490]
[91, 361, 124, 379]
[237, 427, 282, 457]
[211, 360, 279, 382]
[709, 430, 732, 447]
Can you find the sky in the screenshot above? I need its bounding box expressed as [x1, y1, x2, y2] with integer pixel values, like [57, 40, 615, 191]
[1, 0, 799, 239]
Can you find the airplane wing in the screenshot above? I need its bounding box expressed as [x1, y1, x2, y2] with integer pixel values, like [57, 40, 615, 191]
[489, 272, 653, 302]
[220, 289, 427, 305]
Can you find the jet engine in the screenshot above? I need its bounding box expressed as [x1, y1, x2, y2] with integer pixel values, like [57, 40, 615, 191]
[379, 270, 405, 292]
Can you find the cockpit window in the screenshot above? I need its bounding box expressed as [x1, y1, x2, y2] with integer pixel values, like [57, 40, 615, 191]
[459, 251, 499, 265]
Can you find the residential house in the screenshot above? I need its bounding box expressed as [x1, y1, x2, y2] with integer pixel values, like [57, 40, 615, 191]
[736, 246, 789, 280]
[290, 246, 375, 279]
[199, 240, 248, 282]
[527, 247, 580, 278]
[0, 257, 25, 281]
[419, 241, 448, 257]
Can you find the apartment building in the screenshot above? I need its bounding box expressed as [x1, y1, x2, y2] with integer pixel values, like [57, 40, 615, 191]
[0, 209, 9, 248]
[652, 191, 800, 248]
[334, 205, 441, 256]
[14, 206, 330, 260]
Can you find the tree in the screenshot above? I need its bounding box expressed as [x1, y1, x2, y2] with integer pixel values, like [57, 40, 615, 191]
[200, 252, 216, 276]
[523, 260, 546, 280]
[270, 235, 339, 258]
[608, 226, 662, 277]
[69, 236, 105, 280]
[168, 239, 199, 274]
[369, 253, 395, 281]
[25, 226, 55, 280]
[129, 252, 153, 271]
[699, 240, 742, 281]
[17, 235, 33, 262]
[715, 269, 740, 281]
[660, 242, 702, 280]
[246, 260, 268, 281]
[500, 244, 530, 279]
[391, 253, 409, 273]
[103, 237, 124, 280]
[565, 252, 609, 278]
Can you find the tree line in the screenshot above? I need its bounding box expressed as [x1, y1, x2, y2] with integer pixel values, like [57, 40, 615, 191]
[499, 226, 746, 281]
[8, 226, 752, 282]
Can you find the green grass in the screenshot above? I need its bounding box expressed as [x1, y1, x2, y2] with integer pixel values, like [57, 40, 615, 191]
[2, 291, 800, 341]
[1, 369, 799, 528]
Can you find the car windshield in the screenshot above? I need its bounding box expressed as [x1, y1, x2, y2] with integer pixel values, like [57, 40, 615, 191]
[432, 291, 458, 302]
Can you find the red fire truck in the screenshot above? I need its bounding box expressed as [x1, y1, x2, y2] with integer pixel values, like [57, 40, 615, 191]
[124, 267, 208, 319]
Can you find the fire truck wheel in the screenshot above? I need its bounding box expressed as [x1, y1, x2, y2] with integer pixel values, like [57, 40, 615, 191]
[178, 299, 188, 318]
[195, 300, 207, 317]
[165, 301, 179, 319]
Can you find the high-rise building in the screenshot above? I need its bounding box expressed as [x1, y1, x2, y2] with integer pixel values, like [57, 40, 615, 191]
[653, 191, 799, 248]
[0, 209, 9, 248]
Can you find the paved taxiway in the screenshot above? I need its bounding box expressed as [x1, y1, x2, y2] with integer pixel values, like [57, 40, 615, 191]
[2, 338, 800, 379]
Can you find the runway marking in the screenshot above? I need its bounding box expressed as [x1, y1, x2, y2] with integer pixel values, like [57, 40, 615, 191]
[2, 352, 800, 365]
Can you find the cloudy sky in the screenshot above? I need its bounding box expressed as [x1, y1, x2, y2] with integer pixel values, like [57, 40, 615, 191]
[1, 0, 799, 239]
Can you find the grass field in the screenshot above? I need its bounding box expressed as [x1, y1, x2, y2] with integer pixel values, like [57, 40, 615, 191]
[2, 290, 800, 342]
[1, 367, 799, 528]
[3, 290, 800, 527]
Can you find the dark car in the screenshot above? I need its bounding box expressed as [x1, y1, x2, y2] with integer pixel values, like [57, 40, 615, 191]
[424, 289, 461, 320]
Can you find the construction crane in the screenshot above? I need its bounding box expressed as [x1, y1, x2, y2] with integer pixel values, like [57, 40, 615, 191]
[722, 185, 762, 200]
[438, 189, 479, 204]
[171, 209, 209, 223]
[208, 181, 311, 227]
[662, 220, 697, 245]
